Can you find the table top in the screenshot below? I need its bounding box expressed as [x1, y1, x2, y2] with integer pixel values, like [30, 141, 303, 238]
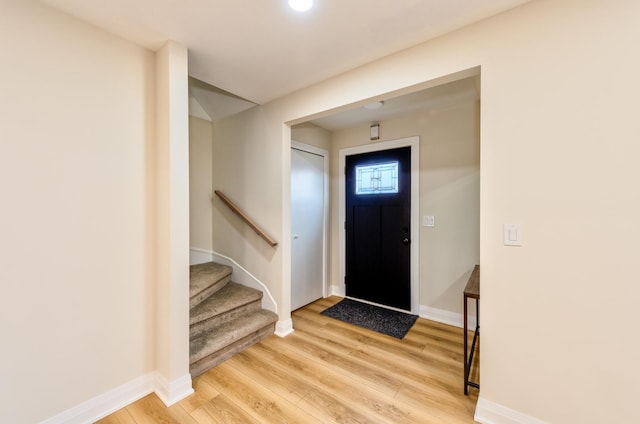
[464, 264, 480, 299]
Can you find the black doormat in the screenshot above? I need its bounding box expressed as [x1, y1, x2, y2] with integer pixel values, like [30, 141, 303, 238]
[321, 298, 418, 339]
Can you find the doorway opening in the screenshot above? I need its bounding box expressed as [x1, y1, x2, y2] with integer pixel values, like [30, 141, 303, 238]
[345, 146, 411, 310]
[289, 70, 479, 323]
[339, 136, 420, 314]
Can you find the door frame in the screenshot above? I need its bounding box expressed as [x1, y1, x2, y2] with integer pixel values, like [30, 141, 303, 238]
[339, 136, 420, 314]
[291, 140, 330, 300]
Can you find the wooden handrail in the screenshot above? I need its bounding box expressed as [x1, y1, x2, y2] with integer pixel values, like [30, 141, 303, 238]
[214, 190, 278, 247]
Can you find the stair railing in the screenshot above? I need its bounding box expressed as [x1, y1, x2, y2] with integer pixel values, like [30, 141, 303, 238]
[214, 190, 278, 247]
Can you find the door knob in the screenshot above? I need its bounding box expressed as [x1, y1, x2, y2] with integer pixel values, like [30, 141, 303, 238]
[293, 234, 300, 240]
[402, 237, 410, 245]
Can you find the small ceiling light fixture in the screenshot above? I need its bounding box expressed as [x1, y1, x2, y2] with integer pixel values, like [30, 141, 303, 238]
[289, 0, 313, 12]
[364, 101, 384, 110]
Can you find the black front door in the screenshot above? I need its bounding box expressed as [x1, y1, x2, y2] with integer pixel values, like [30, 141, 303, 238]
[345, 146, 411, 310]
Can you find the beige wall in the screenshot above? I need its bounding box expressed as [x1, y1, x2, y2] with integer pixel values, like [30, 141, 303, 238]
[291, 122, 332, 151]
[328, 100, 480, 316]
[189, 116, 214, 251]
[0, 1, 156, 422]
[211, 106, 285, 314]
[214, 0, 640, 422]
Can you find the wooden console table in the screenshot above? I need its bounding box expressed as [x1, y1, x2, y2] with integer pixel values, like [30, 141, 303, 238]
[463, 264, 480, 395]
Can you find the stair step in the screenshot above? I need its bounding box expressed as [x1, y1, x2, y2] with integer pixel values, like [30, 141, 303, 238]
[190, 282, 263, 337]
[190, 262, 232, 308]
[189, 309, 278, 376]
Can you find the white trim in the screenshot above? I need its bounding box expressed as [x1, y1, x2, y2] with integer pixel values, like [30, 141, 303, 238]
[291, 140, 330, 302]
[475, 397, 548, 424]
[291, 140, 328, 161]
[40, 372, 196, 423]
[153, 372, 194, 407]
[275, 318, 295, 337]
[190, 247, 278, 314]
[345, 296, 415, 315]
[338, 136, 420, 314]
[419, 304, 477, 329]
[40, 374, 154, 424]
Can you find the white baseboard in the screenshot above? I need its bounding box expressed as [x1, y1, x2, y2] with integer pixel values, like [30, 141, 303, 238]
[190, 247, 277, 314]
[153, 372, 194, 406]
[475, 397, 548, 424]
[275, 318, 294, 337]
[419, 304, 477, 329]
[40, 374, 154, 424]
[40, 372, 194, 423]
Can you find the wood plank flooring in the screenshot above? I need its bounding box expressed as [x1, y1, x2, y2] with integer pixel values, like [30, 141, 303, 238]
[98, 296, 480, 424]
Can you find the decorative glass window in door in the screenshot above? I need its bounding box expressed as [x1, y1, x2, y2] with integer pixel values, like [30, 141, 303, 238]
[355, 161, 399, 195]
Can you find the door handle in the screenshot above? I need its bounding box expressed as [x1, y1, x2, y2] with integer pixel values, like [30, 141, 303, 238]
[293, 234, 300, 240]
[402, 237, 410, 245]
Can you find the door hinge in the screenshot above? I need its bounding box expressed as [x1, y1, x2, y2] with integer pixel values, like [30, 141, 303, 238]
[344, 276, 347, 286]
[344, 221, 346, 230]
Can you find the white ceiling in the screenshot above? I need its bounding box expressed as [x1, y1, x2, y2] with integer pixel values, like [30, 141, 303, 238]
[309, 75, 479, 131]
[41, 0, 530, 105]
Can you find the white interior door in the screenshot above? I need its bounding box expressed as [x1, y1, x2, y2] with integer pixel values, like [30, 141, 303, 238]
[291, 146, 325, 310]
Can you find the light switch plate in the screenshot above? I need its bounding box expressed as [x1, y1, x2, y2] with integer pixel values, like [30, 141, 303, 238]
[503, 224, 522, 246]
[423, 215, 435, 227]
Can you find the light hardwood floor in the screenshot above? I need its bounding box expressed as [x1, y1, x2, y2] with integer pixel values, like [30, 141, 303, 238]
[98, 296, 480, 424]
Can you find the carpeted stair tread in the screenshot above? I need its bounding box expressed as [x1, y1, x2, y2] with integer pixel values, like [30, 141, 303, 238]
[190, 262, 232, 308]
[188, 261, 277, 377]
[190, 282, 262, 332]
[189, 324, 275, 377]
[190, 309, 278, 365]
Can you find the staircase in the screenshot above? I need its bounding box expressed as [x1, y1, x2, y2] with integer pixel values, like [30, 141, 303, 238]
[189, 261, 278, 377]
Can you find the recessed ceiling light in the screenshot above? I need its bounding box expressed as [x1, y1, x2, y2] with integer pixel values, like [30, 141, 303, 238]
[289, 0, 313, 12]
